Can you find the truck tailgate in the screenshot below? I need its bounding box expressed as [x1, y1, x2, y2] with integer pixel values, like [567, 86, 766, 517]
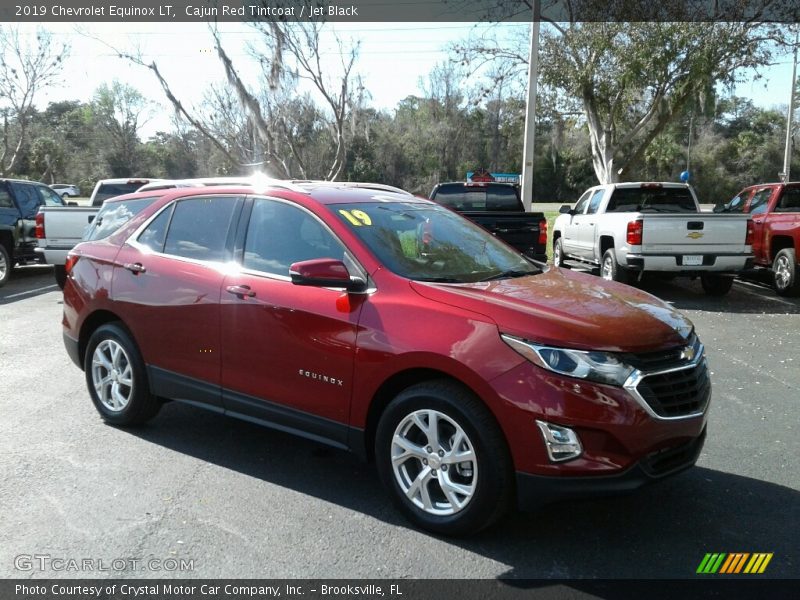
[640, 214, 749, 254]
[39, 207, 98, 248]
[460, 211, 545, 259]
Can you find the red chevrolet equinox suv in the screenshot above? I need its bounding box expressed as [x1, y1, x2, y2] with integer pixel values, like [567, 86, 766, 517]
[63, 181, 709, 535]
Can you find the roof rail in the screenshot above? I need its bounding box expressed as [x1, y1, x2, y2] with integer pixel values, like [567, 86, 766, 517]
[289, 180, 413, 196]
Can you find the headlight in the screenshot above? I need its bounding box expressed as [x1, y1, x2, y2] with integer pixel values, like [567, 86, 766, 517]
[501, 334, 635, 386]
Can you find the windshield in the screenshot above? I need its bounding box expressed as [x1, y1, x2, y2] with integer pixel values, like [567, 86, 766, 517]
[94, 182, 146, 204]
[606, 187, 698, 213]
[332, 201, 539, 283]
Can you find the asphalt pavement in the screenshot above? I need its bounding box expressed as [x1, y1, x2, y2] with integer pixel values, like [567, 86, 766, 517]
[0, 265, 797, 579]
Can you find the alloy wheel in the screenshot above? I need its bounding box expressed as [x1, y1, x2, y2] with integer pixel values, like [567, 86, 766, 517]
[91, 339, 134, 412]
[390, 409, 478, 516]
[775, 254, 792, 289]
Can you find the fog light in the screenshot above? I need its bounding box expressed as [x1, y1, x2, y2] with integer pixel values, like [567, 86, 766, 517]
[535, 420, 583, 462]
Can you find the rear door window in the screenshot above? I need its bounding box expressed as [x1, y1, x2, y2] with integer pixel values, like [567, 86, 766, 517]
[163, 196, 242, 262]
[776, 187, 800, 212]
[586, 189, 605, 214]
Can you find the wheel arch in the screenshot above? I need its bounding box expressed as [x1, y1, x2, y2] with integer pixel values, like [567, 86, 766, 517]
[360, 368, 501, 463]
[770, 235, 796, 262]
[78, 309, 132, 369]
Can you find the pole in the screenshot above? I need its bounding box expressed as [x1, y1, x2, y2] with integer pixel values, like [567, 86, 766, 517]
[783, 28, 798, 183]
[521, 0, 540, 211]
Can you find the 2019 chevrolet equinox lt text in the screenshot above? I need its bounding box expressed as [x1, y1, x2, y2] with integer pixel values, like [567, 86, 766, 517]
[62, 181, 709, 535]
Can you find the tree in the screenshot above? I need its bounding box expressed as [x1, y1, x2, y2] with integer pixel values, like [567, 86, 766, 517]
[108, 22, 360, 179]
[92, 81, 154, 176]
[0, 26, 68, 175]
[456, 20, 784, 184]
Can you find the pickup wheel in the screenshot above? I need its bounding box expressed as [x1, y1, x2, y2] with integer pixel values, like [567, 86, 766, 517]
[54, 265, 67, 289]
[375, 380, 513, 536]
[553, 238, 569, 268]
[700, 273, 734, 296]
[600, 248, 628, 284]
[773, 249, 800, 296]
[0, 244, 10, 288]
[84, 323, 161, 426]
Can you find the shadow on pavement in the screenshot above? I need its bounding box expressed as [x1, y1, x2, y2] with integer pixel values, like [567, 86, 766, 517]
[0, 265, 58, 305]
[128, 402, 799, 578]
[635, 276, 800, 315]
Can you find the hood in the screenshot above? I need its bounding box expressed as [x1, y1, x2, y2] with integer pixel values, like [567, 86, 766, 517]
[410, 267, 693, 353]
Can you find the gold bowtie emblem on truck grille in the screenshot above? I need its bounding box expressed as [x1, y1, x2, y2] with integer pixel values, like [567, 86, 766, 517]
[686, 232, 704, 239]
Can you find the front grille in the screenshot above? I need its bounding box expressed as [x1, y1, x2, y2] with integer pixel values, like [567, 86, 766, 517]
[636, 359, 711, 418]
[624, 332, 698, 372]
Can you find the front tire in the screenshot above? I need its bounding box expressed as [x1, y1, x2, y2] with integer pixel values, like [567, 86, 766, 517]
[700, 273, 734, 296]
[600, 248, 628, 284]
[0, 244, 11, 288]
[375, 380, 513, 536]
[553, 237, 569, 268]
[84, 323, 160, 426]
[773, 248, 800, 296]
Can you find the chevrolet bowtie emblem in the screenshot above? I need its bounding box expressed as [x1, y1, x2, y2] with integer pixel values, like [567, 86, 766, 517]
[681, 345, 696, 361]
[686, 231, 704, 239]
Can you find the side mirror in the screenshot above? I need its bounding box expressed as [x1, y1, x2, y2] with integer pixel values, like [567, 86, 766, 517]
[559, 204, 574, 215]
[290, 258, 367, 293]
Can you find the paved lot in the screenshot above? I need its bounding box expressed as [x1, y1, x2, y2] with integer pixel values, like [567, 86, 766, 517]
[0, 265, 797, 579]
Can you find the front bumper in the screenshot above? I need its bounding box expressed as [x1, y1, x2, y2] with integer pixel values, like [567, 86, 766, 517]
[516, 426, 706, 509]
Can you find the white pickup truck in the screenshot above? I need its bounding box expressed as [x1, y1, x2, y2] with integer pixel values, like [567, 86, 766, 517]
[552, 182, 754, 296]
[36, 178, 160, 287]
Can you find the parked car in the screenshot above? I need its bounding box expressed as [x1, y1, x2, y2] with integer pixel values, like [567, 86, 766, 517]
[36, 178, 162, 287]
[429, 181, 548, 262]
[715, 182, 800, 296]
[552, 182, 754, 295]
[50, 184, 81, 200]
[63, 182, 709, 535]
[0, 178, 65, 287]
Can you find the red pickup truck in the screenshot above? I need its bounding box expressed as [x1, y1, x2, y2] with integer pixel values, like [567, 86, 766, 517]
[715, 183, 800, 295]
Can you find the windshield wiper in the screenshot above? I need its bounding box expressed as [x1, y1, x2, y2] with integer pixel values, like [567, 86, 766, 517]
[480, 269, 535, 281]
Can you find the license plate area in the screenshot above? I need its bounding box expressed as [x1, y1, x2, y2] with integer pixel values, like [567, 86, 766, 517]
[682, 255, 703, 266]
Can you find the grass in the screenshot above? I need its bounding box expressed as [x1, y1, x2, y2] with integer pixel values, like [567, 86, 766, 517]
[543, 211, 559, 263]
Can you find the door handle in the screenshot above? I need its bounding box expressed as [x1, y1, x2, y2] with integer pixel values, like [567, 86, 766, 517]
[226, 284, 256, 298]
[124, 262, 146, 274]
[753, 219, 764, 224]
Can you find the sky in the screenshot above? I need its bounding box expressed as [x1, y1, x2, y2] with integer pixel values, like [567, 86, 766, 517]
[8, 21, 800, 138]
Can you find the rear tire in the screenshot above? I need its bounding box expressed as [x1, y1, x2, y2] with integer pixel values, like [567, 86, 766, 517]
[0, 244, 10, 288]
[700, 273, 734, 296]
[54, 265, 67, 289]
[375, 380, 513, 536]
[772, 248, 800, 297]
[553, 237, 569, 268]
[84, 323, 161, 426]
[600, 248, 628, 284]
